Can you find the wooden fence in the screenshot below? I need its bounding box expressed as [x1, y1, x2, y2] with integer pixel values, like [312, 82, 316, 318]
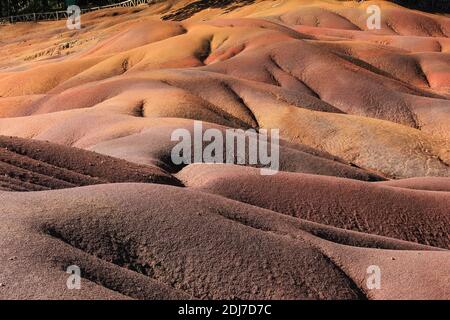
[0, 0, 155, 25]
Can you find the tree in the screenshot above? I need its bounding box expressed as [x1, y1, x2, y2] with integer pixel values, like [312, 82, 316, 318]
[0, 0, 127, 17]
[392, 0, 450, 13]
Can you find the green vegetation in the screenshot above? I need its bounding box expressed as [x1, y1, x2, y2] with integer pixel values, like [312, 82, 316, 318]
[391, 0, 450, 13]
[0, 1, 127, 17]
[1, 0, 449, 18]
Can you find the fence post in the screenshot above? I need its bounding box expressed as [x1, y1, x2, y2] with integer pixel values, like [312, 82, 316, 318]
[33, 13, 36, 21]
[56, 11, 59, 20]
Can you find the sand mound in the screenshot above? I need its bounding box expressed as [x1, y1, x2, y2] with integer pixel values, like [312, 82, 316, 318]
[0, 183, 447, 300]
[178, 164, 450, 249]
[1, 1, 449, 178]
[0, 0, 449, 300]
[0, 68, 448, 178]
[0, 135, 179, 191]
[87, 120, 385, 181]
[377, 177, 450, 192]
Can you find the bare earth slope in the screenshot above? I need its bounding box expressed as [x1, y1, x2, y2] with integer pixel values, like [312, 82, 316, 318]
[1, 0, 450, 178]
[1, 184, 448, 300]
[178, 163, 450, 249]
[0, 0, 449, 300]
[0, 135, 180, 191]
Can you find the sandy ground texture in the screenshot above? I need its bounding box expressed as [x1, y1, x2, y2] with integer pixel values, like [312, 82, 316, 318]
[0, 0, 449, 299]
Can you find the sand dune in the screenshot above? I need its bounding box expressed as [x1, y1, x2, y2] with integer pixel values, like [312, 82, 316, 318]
[1, 2, 449, 178]
[0, 183, 447, 300]
[88, 120, 386, 180]
[377, 176, 450, 192]
[0, 135, 180, 191]
[0, 0, 449, 300]
[178, 163, 450, 249]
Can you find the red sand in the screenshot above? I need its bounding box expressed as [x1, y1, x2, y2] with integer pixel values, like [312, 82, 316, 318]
[0, 0, 449, 300]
